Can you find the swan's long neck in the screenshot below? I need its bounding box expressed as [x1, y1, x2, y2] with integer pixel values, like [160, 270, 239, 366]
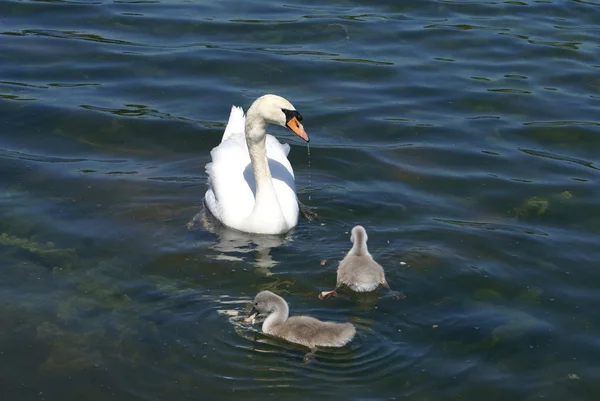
[262, 297, 289, 333]
[245, 109, 282, 217]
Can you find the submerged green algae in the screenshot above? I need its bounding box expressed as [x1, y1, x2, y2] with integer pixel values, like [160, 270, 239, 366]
[513, 190, 573, 220]
[0, 232, 78, 272]
[0, 228, 165, 375]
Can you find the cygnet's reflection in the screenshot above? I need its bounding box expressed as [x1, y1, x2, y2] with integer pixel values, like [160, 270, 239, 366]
[188, 206, 293, 274]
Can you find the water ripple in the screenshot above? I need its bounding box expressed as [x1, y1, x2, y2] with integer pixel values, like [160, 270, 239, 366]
[519, 148, 599, 171]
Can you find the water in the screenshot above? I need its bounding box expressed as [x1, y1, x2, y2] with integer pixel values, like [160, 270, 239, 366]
[306, 142, 311, 201]
[1, 0, 600, 400]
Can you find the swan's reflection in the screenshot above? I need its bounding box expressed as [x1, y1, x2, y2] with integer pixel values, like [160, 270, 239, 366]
[188, 206, 293, 274]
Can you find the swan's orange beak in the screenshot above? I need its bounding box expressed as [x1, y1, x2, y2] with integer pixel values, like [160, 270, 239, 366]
[286, 117, 309, 142]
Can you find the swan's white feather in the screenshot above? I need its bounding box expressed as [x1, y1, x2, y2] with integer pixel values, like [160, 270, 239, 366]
[204, 104, 299, 234]
[221, 106, 245, 143]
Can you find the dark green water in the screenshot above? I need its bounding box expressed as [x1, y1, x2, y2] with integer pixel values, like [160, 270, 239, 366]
[2, 0, 600, 399]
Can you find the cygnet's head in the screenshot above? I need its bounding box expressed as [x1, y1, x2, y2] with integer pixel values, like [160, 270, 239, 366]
[250, 94, 309, 142]
[350, 225, 368, 245]
[245, 290, 280, 322]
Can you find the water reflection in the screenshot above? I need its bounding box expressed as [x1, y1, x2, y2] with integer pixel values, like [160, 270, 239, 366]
[188, 205, 292, 273]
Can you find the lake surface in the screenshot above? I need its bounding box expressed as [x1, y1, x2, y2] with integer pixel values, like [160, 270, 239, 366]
[1, 0, 600, 399]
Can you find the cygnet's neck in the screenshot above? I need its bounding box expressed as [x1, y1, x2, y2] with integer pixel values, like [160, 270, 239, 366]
[349, 230, 370, 257]
[262, 296, 289, 333]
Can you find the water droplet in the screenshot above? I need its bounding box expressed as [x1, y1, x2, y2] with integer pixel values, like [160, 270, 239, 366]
[307, 142, 311, 201]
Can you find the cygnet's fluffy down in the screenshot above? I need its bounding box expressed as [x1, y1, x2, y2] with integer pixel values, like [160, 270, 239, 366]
[245, 290, 356, 349]
[320, 225, 398, 299]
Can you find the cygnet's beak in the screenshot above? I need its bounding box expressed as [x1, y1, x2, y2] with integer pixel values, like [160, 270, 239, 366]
[286, 117, 309, 142]
[243, 306, 259, 324]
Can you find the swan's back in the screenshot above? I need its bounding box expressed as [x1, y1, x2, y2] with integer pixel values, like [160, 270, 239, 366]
[269, 316, 356, 348]
[337, 254, 386, 292]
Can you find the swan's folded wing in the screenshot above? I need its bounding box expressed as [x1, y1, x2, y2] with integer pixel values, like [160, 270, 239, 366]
[204, 135, 255, 225]
[279, 142, 290, 157]
[221, 105, 246, 143]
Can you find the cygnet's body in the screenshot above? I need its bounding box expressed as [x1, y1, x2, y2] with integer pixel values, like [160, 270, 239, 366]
[245, 290, 356, 349]
[320, 225, 395, 299]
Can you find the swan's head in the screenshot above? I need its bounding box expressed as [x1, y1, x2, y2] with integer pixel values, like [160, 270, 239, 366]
[350, 225, 368, 245]
[249, 94, 309, 142]
[244, 290, 281, 323]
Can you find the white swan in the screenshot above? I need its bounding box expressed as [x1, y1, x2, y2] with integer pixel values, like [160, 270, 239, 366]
[204, 94, 309, 235]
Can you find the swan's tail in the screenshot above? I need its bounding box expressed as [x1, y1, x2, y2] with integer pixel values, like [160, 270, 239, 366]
[221, 105, 246, 143]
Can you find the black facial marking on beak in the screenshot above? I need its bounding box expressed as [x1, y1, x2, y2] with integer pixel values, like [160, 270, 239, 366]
[249, 306, 259, 316]
[282, 108, 309, 142]
[282, 108, 303, 124]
